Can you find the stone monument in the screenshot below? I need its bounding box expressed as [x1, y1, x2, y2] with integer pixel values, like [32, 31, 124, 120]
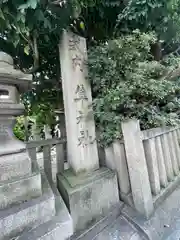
[0, 52, 72, 239]
[57, 31, 119, 231]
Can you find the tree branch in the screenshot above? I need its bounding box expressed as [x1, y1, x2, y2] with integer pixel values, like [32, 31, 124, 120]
[25, 34, 40, 74]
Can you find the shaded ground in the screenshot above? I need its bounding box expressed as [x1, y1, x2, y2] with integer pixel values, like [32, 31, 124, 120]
[71, 183, 180, 240]
[93, 215, 145, 240]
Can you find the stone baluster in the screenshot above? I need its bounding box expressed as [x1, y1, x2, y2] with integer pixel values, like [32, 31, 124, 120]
[172, 130, 180, 169]
[168, 132, 179, 176]
[113, 141, 131, 202]
[176, 128, 180, 141]
[143, 138, 161, 196]
[155, 136, 168, 188]
[104, 145, 116, 170]
[160, 134, 174, 181]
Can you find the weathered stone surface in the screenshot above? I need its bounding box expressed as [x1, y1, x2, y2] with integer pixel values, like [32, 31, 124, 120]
[160, 134, 174, 182]
[57, 167, 119, 232]
[70, 180, 180, 240]
[0, 52, 31, 93]
[0, 151, 31, 181]
[0, 174, 55, 240]
[16, 181, 73, 240]
[0, 168, 41, 210]
[93, 215, 145, 240]
[70, 203, 123, 240]
[168, 132, 179, 176]
[121, 119, 154, 218]
[143, 138, 161, 196]
[104, 146, 116, 170]
[0, 84, 19, 103]
[155, 136, 168, 188]
[122, 181, 180, 240]
[59, 30, 99, 173]
[0, 51, 72, 240]
[112, 141, 131, 197]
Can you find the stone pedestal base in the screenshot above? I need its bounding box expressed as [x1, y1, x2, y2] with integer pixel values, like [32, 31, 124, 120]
[0, 150, 31, 181]
[57, 167, 119, 232]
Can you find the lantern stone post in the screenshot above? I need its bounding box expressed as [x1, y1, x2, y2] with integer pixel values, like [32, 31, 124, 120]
[0, 52, 73, 239]
[0, 52, 32, 180]
[57, 30, 119, 231]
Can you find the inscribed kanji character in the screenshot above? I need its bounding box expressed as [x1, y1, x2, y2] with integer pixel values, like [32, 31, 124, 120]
[74, 84, 88, 101]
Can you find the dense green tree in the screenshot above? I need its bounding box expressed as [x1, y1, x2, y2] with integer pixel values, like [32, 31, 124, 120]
[88, 30, 180, 146]
[2, 0, 180, 143]
[0, 0, 73, 125]
[115, 0, 180, 59]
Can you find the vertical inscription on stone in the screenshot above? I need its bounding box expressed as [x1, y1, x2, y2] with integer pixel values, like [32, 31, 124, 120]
[69, 34, 84, 72]
[60, 30, 99, 172]
[74, 84, 95, 147]
[69, 34, 80, 51]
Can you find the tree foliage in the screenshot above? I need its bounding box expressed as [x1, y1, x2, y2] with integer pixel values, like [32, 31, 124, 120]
[88, 30, 180, 146]
[2, 0, 180, 144]
[116, 0, 180, 55]
[0, 0, 73, 128]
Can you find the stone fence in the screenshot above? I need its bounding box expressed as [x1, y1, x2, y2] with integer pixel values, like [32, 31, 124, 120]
[26, 119, 180, 220]
[26, 138, 66, 185]
[104, 119, 180, 218]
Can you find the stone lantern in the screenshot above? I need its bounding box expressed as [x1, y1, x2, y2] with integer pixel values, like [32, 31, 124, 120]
[0, 52, 73, 239]
[0, 52, 32, 181]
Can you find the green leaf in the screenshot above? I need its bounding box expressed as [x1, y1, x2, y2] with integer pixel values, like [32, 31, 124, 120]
[18, 0, 38, 10]
[80, 21, 85, 31]
[24, 45, 30, 55]
[18, 3, 29, 10]
[0, 9, 5, 20]
[35, 9, 44, 21]
[29, 0, 38, 9]
[13, 38, 20, 47]
[17, 13, 26, 23]
[44, 18, 51, 29]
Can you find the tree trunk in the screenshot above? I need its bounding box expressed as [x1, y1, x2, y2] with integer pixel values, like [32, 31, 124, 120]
[151, 41, 162, 61]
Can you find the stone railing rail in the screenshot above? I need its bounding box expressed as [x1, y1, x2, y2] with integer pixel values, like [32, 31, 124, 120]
[142, 125, 180, 204]
[103, 120, 180, 218]
[142, 126, 180, 140]
[26, 138, 66, 184]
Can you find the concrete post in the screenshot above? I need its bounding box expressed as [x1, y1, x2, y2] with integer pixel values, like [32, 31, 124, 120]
[121, 119, 154, 218]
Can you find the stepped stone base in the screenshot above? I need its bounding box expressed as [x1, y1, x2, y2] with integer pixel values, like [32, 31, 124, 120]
[0, 173, 55, 240]
[70, 181, 180, 240]
[0, 169, 73, 240]
[57, 167, 119, 232]
[0, 150, 31, 181]
[17, 185, 73, 240]
[0, 169, 41, 210]
[0, 139, 26, 156]
[0, 52, 73, 240]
